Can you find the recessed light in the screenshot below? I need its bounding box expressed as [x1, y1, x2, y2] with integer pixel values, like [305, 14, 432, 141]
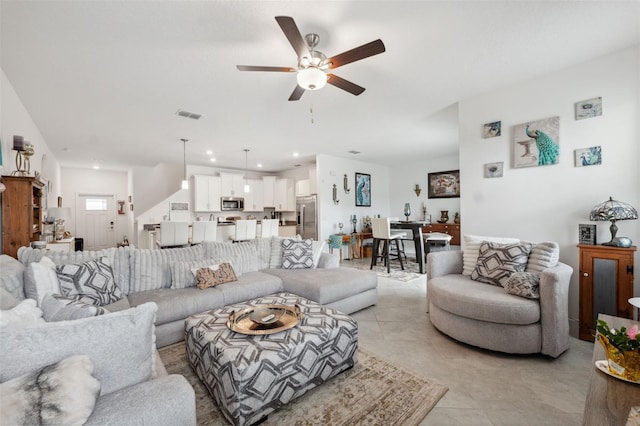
[257, 163, 263, 168]
[93, 165, 100, 170]
[205, 150, 213, 155]
[209, 157, 216, 162]
[293, 152, 299, 157]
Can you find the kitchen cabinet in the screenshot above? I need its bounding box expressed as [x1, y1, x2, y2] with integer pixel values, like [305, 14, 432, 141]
[422, 223, 461, 246]
[578, 244, 636, 342]
[193, 175, 221, 212]
[220, 172, 244, 197]
[275, 178, 294, 211]
[296, 179, 311, 196]
[1, 176, 44, 258]
[244, 179, 264, 212]
[262, 176, 276, 207]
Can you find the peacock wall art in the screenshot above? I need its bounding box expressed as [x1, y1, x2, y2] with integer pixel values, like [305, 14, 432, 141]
[513, 116, 560, 168]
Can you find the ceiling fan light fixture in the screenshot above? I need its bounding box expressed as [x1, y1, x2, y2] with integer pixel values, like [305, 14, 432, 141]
[297, 67, 327, 90]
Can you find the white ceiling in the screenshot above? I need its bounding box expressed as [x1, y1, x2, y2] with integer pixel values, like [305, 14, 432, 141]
[1, 1, 638, 173]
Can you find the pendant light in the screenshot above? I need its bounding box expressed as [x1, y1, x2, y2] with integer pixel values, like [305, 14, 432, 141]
[243, 149, 250, 193]
[180, 138, 189, 190]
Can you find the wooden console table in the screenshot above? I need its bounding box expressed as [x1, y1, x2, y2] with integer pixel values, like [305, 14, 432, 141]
[582, 314, 640, 425]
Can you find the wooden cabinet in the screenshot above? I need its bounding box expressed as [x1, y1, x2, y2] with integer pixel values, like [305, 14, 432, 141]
[1, 176, 45, 258]
[220, 173, 244, 197]
[244, 179, 264, 212]
[578, 244, 636, 342]
[275, 178, 294, 211]
[193, 175, 221, 212]
[422, 223, 461, 246]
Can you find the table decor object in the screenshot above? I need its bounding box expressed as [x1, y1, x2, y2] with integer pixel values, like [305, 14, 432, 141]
[590, 197, 638, 247]
[404, 203, 411, 221]
[227, 304, 303, 335]
[596, 319, 640, 382]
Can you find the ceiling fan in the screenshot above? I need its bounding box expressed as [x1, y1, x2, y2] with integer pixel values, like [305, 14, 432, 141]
[236, 16, 386, 101]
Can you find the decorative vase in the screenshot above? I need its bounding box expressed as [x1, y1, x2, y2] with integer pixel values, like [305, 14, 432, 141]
[403, 203, 411, 221]
[454, 212, 460, 224]
[597, 334, 640, 381]
[438, 210, 449, 223]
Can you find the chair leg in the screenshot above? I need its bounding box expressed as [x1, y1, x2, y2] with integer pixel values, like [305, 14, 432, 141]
[370, 239, 378, 269]
[385, 240, 391, 274]
[395, 240, 405, 270]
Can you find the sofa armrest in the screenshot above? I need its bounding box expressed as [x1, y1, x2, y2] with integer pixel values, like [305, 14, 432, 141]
[539, 262, 573, 358]
[426, 251, 463, 279]
[86, 375, 196, 426]
[317, 252, 340, 269]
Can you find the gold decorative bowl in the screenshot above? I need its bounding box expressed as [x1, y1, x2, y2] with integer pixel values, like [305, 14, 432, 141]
[227, 304, 303, 335]
[597, 334, 640, 382]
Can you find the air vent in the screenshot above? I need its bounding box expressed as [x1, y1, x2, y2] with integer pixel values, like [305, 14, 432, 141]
[348, 150, 361, 155]
[176, 109, 203, 120]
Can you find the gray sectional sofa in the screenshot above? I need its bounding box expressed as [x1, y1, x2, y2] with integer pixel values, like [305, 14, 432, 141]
[426, 248, 572, 358]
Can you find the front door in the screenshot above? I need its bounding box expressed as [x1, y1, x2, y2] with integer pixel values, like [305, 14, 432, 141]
[75, 194, 117, 251]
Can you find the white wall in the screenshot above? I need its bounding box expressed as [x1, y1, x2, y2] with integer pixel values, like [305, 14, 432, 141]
[61, 167, 132, 243]
[389, 154, 460, 224]
[458, 46, 640, 336]
[316, 154, 391, 242]
[1, 69, 62, 212]
[131, 163, 183, 216]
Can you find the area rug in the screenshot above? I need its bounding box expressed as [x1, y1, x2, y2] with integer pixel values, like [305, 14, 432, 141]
[159, 343, 447, 426]
[345, 259, 424, 282]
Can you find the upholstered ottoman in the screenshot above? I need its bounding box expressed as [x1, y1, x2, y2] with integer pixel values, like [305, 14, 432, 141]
[185, 292, 358, 426]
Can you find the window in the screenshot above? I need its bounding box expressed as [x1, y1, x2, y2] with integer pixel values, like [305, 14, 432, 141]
[85, 198, 108, 211]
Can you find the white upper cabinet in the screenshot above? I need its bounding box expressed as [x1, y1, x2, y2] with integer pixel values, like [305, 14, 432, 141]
[262, 176, 276, 207]
[220, 172, 245, 197]
[275, 178, 295, 211]
[244, 178, 264, 212]
[193, 175, 221, 212]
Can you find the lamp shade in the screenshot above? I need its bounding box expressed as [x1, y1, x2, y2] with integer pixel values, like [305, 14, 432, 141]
[47, 207, 71, 221]
[296, 67, 327, 90]
[589, 197, 638, 222]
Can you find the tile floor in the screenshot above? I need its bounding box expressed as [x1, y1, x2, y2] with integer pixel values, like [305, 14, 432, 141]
[343, 259, 594, 426]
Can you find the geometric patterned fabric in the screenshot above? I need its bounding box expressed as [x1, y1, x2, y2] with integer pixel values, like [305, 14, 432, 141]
[194, 263, 238, 289]
[56, 257, 123, 306]
[281, 239, 313, 269]
[185, 293, 358, 426]
[503, 272, 541, 299]
[470, 241, 532, 287]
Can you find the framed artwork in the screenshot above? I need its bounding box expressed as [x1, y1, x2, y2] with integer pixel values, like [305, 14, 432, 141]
[356, 172, 371, 207]
[428, 170, 460, 199]
[483, 121, 501, 138]
[575, 97, 602, 120]
[484, 162, 504, 178]
[579, 224, 596, 245]
[513, 116, 559, 169]
[355, 172, 371, 207]
[574, 146, 602, 167]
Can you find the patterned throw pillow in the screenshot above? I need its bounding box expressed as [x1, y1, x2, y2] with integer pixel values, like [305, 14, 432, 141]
[0, 355, 100, 426]
[281, 239, 314, 269]
[56, 257, 123, 306]
[193, 263, 238, 289]
[41, 294, 110, 322]
[462, 234, 521, 276]
[471, 241, 533, 287]
[170, 257, 237, 289]
[504, 272, 541, 299]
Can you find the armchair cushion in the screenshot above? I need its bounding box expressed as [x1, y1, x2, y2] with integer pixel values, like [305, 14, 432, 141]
[470, 241, 532, 287]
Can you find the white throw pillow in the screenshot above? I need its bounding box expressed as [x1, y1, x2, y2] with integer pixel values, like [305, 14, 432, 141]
[0, 355, 100, 426]
[0, 299, 45, 329]
[312, 240, 326, 268]
[462, 234, 520, 276]
[23, 257, 60, 306]
[524, 241, 560, 273]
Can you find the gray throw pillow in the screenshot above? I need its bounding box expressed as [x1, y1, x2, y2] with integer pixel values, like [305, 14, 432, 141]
[471, 241, 533, 287]
[0, 355, 100, 426]
[56, 257, 123, 306]
[504, 272, 541, 299]
[281, 239, 314, 269]
[41, 294, 110, 322]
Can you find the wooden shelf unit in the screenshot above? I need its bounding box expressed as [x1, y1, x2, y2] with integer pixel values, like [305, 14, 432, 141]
[1, 176, 45, 258]
[578, 244, 636, 342]
[422, 223, 461, 246]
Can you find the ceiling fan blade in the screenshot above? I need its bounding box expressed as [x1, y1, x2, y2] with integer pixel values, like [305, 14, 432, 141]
[326, 74, 366, 96]
[275, 16, 310, 60]
[288, 85, 305, 101]
[236, 65, 296, 72]
[327, 39, 386, 69]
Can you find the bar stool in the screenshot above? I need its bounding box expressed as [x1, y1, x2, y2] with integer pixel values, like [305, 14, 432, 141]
[370, 217, 405, 273]
[388, 217, 408, 262]
[230, 220, 257, 242]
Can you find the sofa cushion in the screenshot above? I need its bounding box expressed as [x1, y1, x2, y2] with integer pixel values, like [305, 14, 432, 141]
[503, 272, 541, 299]
[41, 294, 110, 321]
[269, 235, 301, 269]
[56, 257, 124, 306]
[525, 241, 560, 273]
[130, 245, 204, 293]
[263, 268, 377, 305]
[23, 256, 59, 306]
[170, 257, 238, 289]
[217, 271, 284, 306]
[428, 274, 540, 325]
[281, 239, 314, 269]
[462, 235, 520, 276]
[0, 254, 26, 309]
[0, 302, 157, 396]
[127, 287, 225, 325]
[201, 241, 261, 274]
[0, 355, 100, 426]
[470, 242, 533, 287]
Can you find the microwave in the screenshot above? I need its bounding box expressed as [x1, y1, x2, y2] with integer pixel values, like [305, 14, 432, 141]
[221, 197, 244, 211]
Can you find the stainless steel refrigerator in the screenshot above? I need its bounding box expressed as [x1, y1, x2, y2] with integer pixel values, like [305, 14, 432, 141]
[296, 195, 317, 240]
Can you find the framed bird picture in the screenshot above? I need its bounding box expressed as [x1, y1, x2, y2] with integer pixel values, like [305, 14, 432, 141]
[513, 116, 559, 169]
